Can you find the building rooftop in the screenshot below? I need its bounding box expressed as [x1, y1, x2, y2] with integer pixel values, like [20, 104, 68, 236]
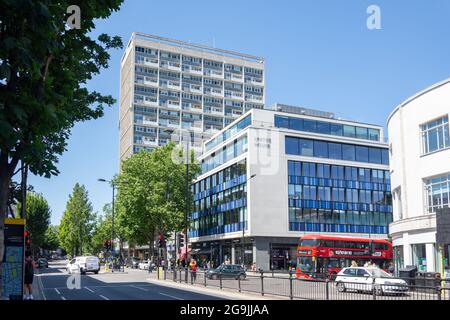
[126, 32, 265, 64]
[271, 103, 335, 119]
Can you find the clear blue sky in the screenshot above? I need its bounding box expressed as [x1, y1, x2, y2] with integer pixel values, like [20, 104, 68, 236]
[27, 0, 450, 225]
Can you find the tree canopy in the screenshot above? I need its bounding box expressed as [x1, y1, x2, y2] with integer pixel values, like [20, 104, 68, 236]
[59, 183, 95, 257]
[20, 192, 51, 254]
[0, 0, 123, 295]
[116, 143, 200, 254]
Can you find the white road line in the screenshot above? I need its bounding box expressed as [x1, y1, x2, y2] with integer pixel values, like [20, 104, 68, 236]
[159, 292, 184, 300]
[61, 296, 66, 300]
[99, 295, 110, 300]
[85, 287, 95, 293]
[130, 285, 149, 292]
[38, 271, 47, 300]
[54, 288, 61, 295]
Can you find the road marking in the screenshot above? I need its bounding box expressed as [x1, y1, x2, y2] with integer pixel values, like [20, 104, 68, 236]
[37, 269, 47, 300]
[61, 296, 66, 300]
[54, 288, 61, 295]
[130, 285, 149, 292]
[85, 287, 95, 293]
[99, 295, 110, 300]
[159, 292, 184, 300]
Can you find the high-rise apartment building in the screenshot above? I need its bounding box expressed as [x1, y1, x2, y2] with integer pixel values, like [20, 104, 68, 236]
[119, 33, 265, 164]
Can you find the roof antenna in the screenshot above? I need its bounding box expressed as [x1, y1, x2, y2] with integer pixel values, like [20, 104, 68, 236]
[213, 36, 216, 48]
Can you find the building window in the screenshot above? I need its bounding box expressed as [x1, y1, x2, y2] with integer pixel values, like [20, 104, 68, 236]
[424, 173, 450, 213]
[285, 137, 389, 165]
[411, 244, 427, 272]
[421, 115, 449, 154]
[274, 115, 380, 142]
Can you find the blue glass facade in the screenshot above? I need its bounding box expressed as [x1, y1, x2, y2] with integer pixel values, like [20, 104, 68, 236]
[285, 136, 389, 165]
[190, 159, 247, 238]
[201, 135, 248, 174]
[288, 160, 393, 235]
[275, 115, 381, 142]
[205, 115, 252, 151]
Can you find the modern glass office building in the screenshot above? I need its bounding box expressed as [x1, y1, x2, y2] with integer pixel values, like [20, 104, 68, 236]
[189, 104, 392, 270]
[119, 33, 265, 165]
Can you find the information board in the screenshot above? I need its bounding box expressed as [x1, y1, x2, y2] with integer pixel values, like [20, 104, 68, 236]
[1, 219, 25, 300]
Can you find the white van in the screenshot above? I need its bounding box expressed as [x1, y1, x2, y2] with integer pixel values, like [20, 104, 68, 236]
[66, 256, 100, 275]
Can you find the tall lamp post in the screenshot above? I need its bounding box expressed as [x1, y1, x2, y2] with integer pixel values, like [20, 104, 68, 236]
[98, 178, 128, 270]
[241, 174, 257, 267]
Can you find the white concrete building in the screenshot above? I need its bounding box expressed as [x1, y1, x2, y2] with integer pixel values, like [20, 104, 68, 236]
[189, 105, 391, 270]
[388, 78, 450, 274]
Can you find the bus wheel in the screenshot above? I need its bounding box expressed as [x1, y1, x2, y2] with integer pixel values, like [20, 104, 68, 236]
[330, 272, 337, 281]
[337, 282, 346, 292]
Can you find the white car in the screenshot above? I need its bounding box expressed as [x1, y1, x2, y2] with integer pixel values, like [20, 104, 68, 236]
[66, 256, 100, 275]
[138, 260, 156, 270]
[138, 260, 149, 270]
[335, 267, 409, 295]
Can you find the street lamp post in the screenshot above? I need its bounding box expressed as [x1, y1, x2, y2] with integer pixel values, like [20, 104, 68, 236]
[241, 174, 257, 267]
[185, 139, 190, 265]
[98, 178, 128, 271]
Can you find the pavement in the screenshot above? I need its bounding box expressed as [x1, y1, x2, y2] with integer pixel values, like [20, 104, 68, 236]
[34, 261, 276, 300]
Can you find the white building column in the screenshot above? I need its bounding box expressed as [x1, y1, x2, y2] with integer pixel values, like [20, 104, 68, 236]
[231, 243, 235, 264]
[403, 233, 412, 267]
[426, 243, 436, 272]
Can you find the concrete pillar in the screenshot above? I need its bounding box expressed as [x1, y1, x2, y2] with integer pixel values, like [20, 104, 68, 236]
[426, 243, 436, 272]
[255, 238, 270, 271]
[231, 242, 235, 264]
[403, 233, 412, 267]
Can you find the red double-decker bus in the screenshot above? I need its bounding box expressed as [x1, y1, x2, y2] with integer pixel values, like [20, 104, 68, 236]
[296, 234, 393, 280]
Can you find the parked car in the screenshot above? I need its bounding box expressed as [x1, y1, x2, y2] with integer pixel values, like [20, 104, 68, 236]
[335, 267, 409, 295]
[138, 260, 156, 271]
[36, 258, 48, 268]
[125, 256, 140, 269]
[206, 264, 246, 280]
[66, 256, 100, 275]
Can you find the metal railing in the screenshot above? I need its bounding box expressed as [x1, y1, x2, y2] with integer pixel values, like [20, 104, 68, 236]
[146, 267, 450, 300]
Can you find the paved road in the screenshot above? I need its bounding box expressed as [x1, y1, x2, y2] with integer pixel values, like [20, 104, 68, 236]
[37, 261, 226, 300]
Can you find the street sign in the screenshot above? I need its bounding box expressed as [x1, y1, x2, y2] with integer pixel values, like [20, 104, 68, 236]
[1, 218, 25, 300]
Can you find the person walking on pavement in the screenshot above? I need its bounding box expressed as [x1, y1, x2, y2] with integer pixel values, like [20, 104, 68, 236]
[351, 260, 358, 267]
[24, 251, 36, 300]
[189, 258, 197, 284]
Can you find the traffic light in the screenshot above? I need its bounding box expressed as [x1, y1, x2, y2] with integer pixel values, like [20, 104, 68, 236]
[24, 230, 31, 247]
[158, 233, 165, 248]
[178, 233, 185, 248]
[104, 240, 112, 250]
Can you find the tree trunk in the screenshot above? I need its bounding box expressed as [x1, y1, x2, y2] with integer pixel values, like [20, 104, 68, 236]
[0, 154, 19, 299]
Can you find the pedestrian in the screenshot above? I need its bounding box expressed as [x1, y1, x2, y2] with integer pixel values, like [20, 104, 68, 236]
[24, 251, 36, 300]
[351, 260, 358, 267]
[206, 260, 211, 270]
[251, 262, 257, 272]
[189, 258, 197, 284]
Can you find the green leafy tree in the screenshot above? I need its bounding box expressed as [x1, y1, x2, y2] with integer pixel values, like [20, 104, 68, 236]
[18, 192, 51, 255]
[91, 203, 127, 256]
[42, 225, 60, 252]
[116, 142, 200, 261]
[0, 0, 123, 294]
[59, 183, 95, 257]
